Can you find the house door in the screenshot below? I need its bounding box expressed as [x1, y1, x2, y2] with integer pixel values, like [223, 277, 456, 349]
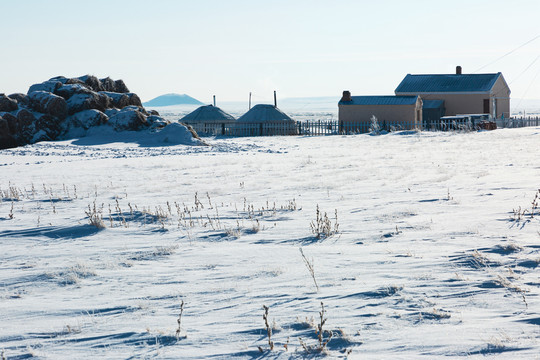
[483, 99, 490, 114]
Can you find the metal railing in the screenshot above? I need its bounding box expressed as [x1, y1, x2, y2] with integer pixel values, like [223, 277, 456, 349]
[497, 116, 540, 128]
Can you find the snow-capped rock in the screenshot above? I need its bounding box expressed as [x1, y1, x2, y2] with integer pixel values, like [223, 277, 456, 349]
[66, 92, 110, 115]
[27, 80, 63, 94]
[28, 91, 67, 120]
[100, 91, 130, 109]
[108, 107, 148, 131]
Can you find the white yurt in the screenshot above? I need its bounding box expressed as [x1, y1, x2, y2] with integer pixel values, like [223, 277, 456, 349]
[235, 104, 297, 136]
[179, 104, 236, 135]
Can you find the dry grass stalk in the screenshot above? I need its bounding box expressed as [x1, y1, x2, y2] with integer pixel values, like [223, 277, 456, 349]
[259, 305, 274, 352]
[175, 300, 185, 340]
[316, 302, 332, 351]
[300, 248, 319, 291]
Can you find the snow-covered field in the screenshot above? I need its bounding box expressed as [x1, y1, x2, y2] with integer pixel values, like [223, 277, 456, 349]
[1, 117, 540, 359]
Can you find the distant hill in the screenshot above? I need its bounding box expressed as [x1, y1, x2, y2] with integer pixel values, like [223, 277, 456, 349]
[143, 93, 203, 107]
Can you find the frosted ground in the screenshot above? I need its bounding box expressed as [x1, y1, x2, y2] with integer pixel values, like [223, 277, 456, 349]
[1, 110, 540, 359]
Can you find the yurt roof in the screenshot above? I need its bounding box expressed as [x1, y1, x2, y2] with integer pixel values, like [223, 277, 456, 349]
[180, 105, 236, 123]
[237, 104, 294, 123]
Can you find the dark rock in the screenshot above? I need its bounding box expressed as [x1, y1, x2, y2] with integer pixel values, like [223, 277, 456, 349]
[35, 113, 62, 141]
[149, 109, 160, 116]
[100, 77, 117, 92]
[27, 80, 63, 94]
[28, 91, 68, 120]
[100, 91, 130, 109]
[65, 109, 109, 131]
[126, 93, 143, 107]
[0, 94, 18, 112]
[1, 112, 19, 134]
[114, 79, 130, 93]
[15, 109, 37, 145]
[108, 108, 148, 131]
[66, 92, 109, 115]
[0, 118, 18, 149]
[122, 105, 149, 116]
[16, 109, 36, 129]
[65, 78, 87, 87]
[8, 93, 29, 107]
[0, 117, 9, 133]
[77, 75, 103, 92]
[105, 108, 119, 118]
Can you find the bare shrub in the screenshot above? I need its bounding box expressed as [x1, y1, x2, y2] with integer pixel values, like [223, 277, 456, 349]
[85, 201, 105, 229]
[310, 204, 339, 239]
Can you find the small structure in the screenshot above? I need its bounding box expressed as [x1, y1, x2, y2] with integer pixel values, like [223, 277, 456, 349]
[338, 91, 422, 132]
[235, 104, 297, 136]
[395, 67, 510, 119]
[179, 104, 236, 135]
[179, 104, 235, 124]
[422, 99, 446, 128]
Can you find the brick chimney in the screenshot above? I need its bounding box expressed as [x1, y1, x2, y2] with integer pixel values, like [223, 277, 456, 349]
[341, 90, 352, 102]
[456, 66, 462, 75]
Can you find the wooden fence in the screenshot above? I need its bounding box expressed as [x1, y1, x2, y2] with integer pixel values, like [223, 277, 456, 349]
[184, 116, 540, 137]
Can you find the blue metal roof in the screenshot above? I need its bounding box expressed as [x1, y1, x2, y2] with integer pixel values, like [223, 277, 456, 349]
[395, 73, 501, 93]
[422, 99, 445, 109]
[339, 95, 419, 106]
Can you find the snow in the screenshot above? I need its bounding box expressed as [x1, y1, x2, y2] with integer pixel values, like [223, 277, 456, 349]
[1, 117, 540, 359]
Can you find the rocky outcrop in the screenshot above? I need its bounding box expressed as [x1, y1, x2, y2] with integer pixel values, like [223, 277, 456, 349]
[0, 75, 175, 150]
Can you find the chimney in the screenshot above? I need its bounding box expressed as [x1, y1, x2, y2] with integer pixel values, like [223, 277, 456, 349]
[341, 90, 352, 102]
[274, 90, 277, 107]
[456, 66, 462, 75]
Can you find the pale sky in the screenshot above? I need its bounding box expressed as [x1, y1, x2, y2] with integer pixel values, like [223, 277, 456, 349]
[1, 0, 539, 104]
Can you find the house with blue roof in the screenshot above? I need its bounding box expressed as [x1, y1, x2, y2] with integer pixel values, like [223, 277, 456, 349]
[338, 91, 422, 131]
[395, 66, 510, 119]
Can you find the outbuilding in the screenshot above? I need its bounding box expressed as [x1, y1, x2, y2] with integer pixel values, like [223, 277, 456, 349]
[338, 92, 422, 132]
[235, 104, 297, 135]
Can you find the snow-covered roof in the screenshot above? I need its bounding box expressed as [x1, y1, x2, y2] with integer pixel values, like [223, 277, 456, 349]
[179, 105, 236, 123]
[236, 104, 293, 123]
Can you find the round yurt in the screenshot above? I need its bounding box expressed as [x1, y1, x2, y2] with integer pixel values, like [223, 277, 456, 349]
[179, 104, 236, 135]
[235, 104, 298, 136]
